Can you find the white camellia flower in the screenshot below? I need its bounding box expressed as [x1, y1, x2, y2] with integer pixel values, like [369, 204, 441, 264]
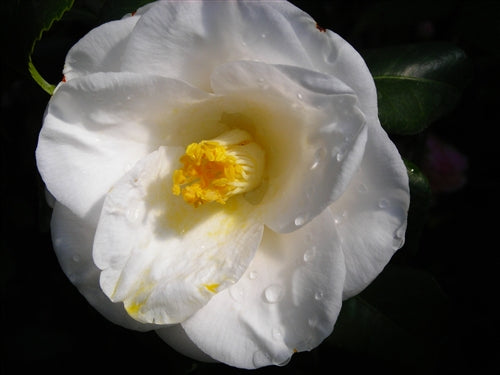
[36, 0, 410, 369]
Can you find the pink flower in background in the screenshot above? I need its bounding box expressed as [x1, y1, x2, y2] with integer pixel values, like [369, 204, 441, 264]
[423, 134, 468, 193]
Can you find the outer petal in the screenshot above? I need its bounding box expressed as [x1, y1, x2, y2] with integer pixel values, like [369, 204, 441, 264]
[119, 0, 377, 122]
[330, 122, 410, 299]
[63, 16, 139, 81]
[156, 325, 215, 363]
[211, 61, 367, 233]
[63, 1, 157, 80]
[36, 72, 214, 220]
[178, 209, 345, 369]
[50, 201, 154, 331]
[276, 8, 379, 120]
[93, 146, 264, 324]
[120, 0, 318, 91]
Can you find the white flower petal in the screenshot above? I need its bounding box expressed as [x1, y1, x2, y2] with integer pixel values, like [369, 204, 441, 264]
[277, 10, 379, 120]
[36, 72, 214, 219]
[93, 146, 264, 324]
[119, 0, 323, 91]
[179, 209, 345, 369]
[156, 325, 216, 363]
[62, 1, 158, 81]
[50, 201, 154, 331]
[330, 123, 410, 299]
[118, 0, 378, 121]
[211, 60, 367, 232]
[37, 0, 411, 368]
[63, 16, 139, 81]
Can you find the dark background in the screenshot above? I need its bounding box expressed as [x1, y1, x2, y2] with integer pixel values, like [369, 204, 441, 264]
[1, 0, 499, 373]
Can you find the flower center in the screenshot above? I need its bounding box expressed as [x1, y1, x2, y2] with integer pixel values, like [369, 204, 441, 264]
[172, 129, 265, 207]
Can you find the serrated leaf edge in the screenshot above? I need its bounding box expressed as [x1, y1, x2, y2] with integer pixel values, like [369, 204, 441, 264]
[28, 0, 75, 95]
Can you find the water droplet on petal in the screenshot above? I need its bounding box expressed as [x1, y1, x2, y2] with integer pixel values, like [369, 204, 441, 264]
[392, 237, 405, 250]
[336, 150, 345, 162]
[378, 198, 389, 209]
[229, 285, 245, 303]
[297, 92, 303, 100]
[303, 246, 317, 262]
[257, 77, 269, 90]
[333, 211, 345, 225]
[395, 224, 406, 238]
[264, 284, 284, 303]
[325, 48, 338, 64]
[277, 357, 292, 366]
[253, 350, 271, 367]
[248, 271, 258, 280]
[261, 33, 267, 38]
[272, 327, 283, 341]
[127, 204, 146, 222]
[126, 208, 139, 222]
[294, 216, 306, 226]
[392, 224, 406, 249]
[314, 291, 324, 301]
[308, 317, 318, 327]
[310, 147, 327, 170]
[72, 254, 80, 263]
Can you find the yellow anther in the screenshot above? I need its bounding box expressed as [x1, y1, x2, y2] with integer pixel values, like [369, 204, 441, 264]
[172, 129, 265, 207]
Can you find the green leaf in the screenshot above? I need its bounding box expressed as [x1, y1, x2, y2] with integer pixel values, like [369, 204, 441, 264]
[364, 43, 472, 135]
[21, 0, 159, 94]
[329, 265, 449, 369]
[28, 57, 57, 95]
[23, 0, 75, 94]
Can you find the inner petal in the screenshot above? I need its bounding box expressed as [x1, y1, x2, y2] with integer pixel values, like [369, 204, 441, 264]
[211, 61, 368, 233]
[173, 129, 265, 207]
[93, 146, 263, 325]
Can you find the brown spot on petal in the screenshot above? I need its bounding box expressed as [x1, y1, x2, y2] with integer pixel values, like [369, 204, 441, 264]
[61, 75, 66, 83]
[316, 23, 326, 32]
[131, 10, 137, 16]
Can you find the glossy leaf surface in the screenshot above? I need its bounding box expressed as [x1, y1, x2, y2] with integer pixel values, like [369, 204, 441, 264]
[364, 43, 472, 134]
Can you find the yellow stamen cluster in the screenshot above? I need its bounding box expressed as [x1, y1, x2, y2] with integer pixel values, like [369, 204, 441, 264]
[172, 129, 265, 207]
